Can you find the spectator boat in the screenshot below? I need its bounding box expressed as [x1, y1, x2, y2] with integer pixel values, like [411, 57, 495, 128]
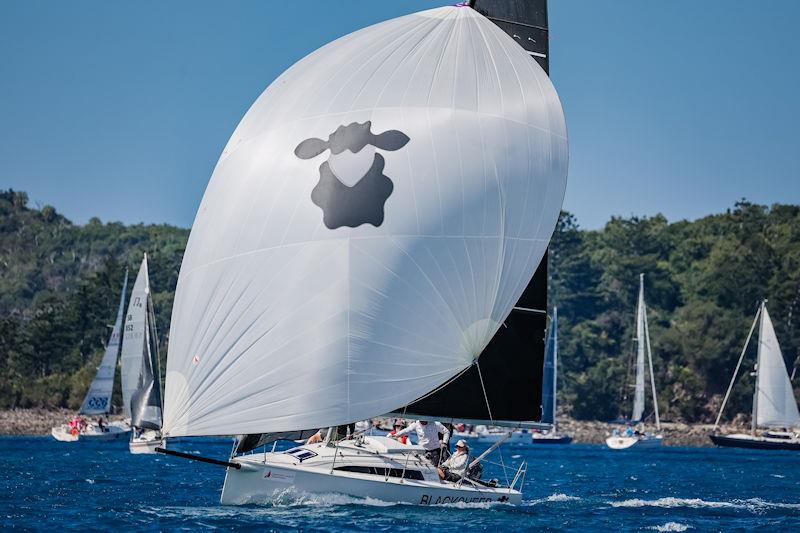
[709, 300, 800, 451]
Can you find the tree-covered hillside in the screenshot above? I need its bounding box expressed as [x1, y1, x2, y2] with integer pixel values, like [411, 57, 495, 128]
[1, 189, 798, 423]
[0, 190, 187, 409]
[550, 201, 800, 423]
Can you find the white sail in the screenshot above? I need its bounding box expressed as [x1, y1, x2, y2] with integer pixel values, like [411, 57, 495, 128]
[632, 274, 646, 422]
[162, 6, 568, 437]
[80, 272, 127, 415]
[121, 256, 150, 419]
[755, 305, 800, 428]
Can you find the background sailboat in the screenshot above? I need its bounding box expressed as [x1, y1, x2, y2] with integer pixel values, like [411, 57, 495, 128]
[711, 300, 800, 450]
[606, 274, 663, 450]
[121, 254, 165, 454]
[533, 307, 572, 444]
[51, 273, 131, 442]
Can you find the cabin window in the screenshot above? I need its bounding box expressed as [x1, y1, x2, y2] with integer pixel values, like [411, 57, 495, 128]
[334, 465, 424, 481]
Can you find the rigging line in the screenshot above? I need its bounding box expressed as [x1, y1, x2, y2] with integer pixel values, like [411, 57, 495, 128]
[476, 361, 494, 422]
[714, 303, 762, 431]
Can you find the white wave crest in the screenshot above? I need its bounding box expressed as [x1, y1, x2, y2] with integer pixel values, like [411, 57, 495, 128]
[649, 522, 691, 532]
[609, 497, 800, 512]
[525, 493, 581, 506]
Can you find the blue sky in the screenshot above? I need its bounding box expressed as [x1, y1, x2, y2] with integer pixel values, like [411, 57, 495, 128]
[1, 1, 798, 229]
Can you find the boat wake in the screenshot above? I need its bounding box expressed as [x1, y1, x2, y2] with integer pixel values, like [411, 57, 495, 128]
[609, 497, 800, 512]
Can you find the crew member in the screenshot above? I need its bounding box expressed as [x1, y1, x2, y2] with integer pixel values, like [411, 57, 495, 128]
[388, 419, 408, 444]
[389, 419, 450, 465]
[438, 439, 470, 482]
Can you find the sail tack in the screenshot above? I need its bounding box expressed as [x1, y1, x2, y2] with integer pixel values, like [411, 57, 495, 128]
[163, 6, 568, 437]
[755, 305, 800, 428]
[80, 272, 127, 416]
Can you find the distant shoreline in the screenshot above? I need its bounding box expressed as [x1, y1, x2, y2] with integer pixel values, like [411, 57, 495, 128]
[1, 409, 747, 447]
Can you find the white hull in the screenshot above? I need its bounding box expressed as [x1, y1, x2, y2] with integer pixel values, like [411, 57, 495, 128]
[130, 429, 165, 454]
[51, 421, 130, 442]
[605, 434, 663, 450]
[221, 436, 522, 506]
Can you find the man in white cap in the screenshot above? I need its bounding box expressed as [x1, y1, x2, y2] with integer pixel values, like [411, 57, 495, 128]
[389, 419, 450, 466]
[438, 439, 470, 482]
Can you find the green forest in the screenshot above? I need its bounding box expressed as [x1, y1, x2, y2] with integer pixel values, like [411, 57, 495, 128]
[1, 188, 798, 424]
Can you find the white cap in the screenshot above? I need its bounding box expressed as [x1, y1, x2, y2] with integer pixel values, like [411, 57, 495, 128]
[455, 439, 467, 448]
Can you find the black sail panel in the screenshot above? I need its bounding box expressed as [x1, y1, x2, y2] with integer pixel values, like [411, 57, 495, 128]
[401, 0, 550, 425]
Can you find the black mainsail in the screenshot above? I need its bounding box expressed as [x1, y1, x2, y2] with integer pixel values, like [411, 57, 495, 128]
[400, 0, 551, 426]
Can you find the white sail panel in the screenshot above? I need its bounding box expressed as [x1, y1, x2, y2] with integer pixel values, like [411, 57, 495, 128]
[632, 275, 646, 422]
[121, 256, 150, 419]
[755, 306, 800, 428]
[163, 6, 568, 437]
[80, 273, 127, 415]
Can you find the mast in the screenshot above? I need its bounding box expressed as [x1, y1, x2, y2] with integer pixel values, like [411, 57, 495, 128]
[541, 307, 558, 429]
[631, 274, 646, 422]
[642, 290, 660, 430]
[752, 300, 765, 434]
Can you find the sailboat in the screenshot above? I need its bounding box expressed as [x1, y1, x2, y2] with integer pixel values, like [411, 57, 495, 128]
[51, 273, 131, 442]
[158, 2, 568, 506]
[710, 300, 800, 450]
[606, 274, 663, 450]
[121, 254, 165, 454]
[533, 307, 572, 444]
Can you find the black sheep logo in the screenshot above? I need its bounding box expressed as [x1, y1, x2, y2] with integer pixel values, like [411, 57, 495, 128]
[295, 121, 410, 229]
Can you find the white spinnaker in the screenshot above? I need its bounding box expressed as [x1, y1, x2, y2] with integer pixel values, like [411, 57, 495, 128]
[755, 305, 800, 428]
[121, 256, 150, 419]
[80, 273, 127, 415]
[632, 275, 646, 422]
[163, 6, 568, 437]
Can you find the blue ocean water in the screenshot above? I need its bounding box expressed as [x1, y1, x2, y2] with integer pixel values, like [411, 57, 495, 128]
[2, 436, 799, 531]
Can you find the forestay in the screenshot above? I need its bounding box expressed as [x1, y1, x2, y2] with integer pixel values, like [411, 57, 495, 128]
[80, 273, 127, 416]
[163, 6, 568, 437]
[755, 305, 800, 428]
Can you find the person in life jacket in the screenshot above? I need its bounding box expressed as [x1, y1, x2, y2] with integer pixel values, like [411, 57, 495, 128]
[388, 419, 409, 444]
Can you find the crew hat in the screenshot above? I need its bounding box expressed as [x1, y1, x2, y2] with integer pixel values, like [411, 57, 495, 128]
[455, 439, 467, 448]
